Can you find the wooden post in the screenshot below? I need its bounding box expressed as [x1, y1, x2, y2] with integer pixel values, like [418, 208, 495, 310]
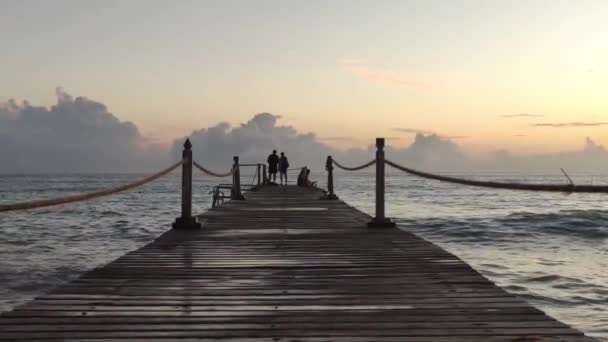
[172, 138, 202, 229]
[368, 138, 395, 227]
[257, 164, 262, 186]
[321, 156, 338, 200]
[231, 156, 245, 200]
[263, 165, 267, 184]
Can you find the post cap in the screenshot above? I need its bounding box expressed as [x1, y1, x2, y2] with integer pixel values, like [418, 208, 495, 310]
[326, 156, 333, 170]
[184, 138, 192, 150]
[233, 156, 239, 163]
[376, 138, 385, 148]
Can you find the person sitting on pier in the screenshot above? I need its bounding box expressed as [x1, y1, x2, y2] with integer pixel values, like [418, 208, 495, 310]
[267, 150, 279, 183]
[297, 167, 308, 187]
[297, 167, 317, 188]
[306, 168, 316, 187]
[278, 152, 289, 185]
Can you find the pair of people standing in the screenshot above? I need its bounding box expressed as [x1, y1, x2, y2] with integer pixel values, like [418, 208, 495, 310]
[267, 150, 290, 185]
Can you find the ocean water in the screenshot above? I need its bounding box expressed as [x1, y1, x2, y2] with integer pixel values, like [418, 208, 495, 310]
[0, 171, 607, 340]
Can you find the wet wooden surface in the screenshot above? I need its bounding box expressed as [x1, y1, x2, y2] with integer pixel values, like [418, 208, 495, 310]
[0, 185, 597, 341]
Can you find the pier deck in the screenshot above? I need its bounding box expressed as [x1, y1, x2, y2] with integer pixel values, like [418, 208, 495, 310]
[0, 185, 596, 341]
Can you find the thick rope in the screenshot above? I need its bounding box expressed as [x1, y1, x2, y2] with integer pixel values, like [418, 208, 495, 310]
[384, 159, 608, 193]
[0, 161, 183, 213]
[193, 161, 234, 177]
[333, 159, 377, 171]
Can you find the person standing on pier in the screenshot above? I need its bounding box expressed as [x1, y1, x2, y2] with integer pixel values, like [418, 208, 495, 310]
[278, 152, 289, 185]
[267, 150, 279, 183]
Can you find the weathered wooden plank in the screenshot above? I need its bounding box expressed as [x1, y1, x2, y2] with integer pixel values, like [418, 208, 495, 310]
[0, 328, 585, 339]
[16, 338, 596, 342]
[1, 307, 548, 318]
[0, 315, 559, 325]
[0, 185, 595, 341]
[0, 321, 572, 332]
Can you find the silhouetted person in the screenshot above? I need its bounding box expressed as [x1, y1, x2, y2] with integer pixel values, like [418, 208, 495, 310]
[278, 152, 289, 185]
[298, 167, 317, 188]
[306, 168, 316, 187]
[267, 150, 279, 183]
[297, 167, 308, 187]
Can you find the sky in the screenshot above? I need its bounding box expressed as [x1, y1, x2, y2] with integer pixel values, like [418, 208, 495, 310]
[1, 0, 608, 172]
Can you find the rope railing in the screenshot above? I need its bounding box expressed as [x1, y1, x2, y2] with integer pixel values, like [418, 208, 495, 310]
[323, 137, 608, 228]
[333, 159, 377, 171]
[0, 160, 183, 213]
[0, 138, 259, 228]
[385, 159, 608, 193]
[192, 160, 234, 177]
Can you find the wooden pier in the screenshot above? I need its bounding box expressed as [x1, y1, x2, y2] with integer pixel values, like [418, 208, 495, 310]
[0, 185, 597, 341]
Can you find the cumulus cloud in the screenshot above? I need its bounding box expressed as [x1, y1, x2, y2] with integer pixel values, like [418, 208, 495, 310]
[2, 89, 608, 174]
[174, 120, 471, 173]
[583, 136, 606, 153]
[386, 133, 468, 170]
[532, 122, 608, 127]
[384, 133, 608, 173]
[481, 137, 608, 173]
[0, 88, 168, 173]
[171, 113, 333, 170]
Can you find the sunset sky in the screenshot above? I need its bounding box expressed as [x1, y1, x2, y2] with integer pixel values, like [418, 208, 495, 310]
[2, 0, 608, 156]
